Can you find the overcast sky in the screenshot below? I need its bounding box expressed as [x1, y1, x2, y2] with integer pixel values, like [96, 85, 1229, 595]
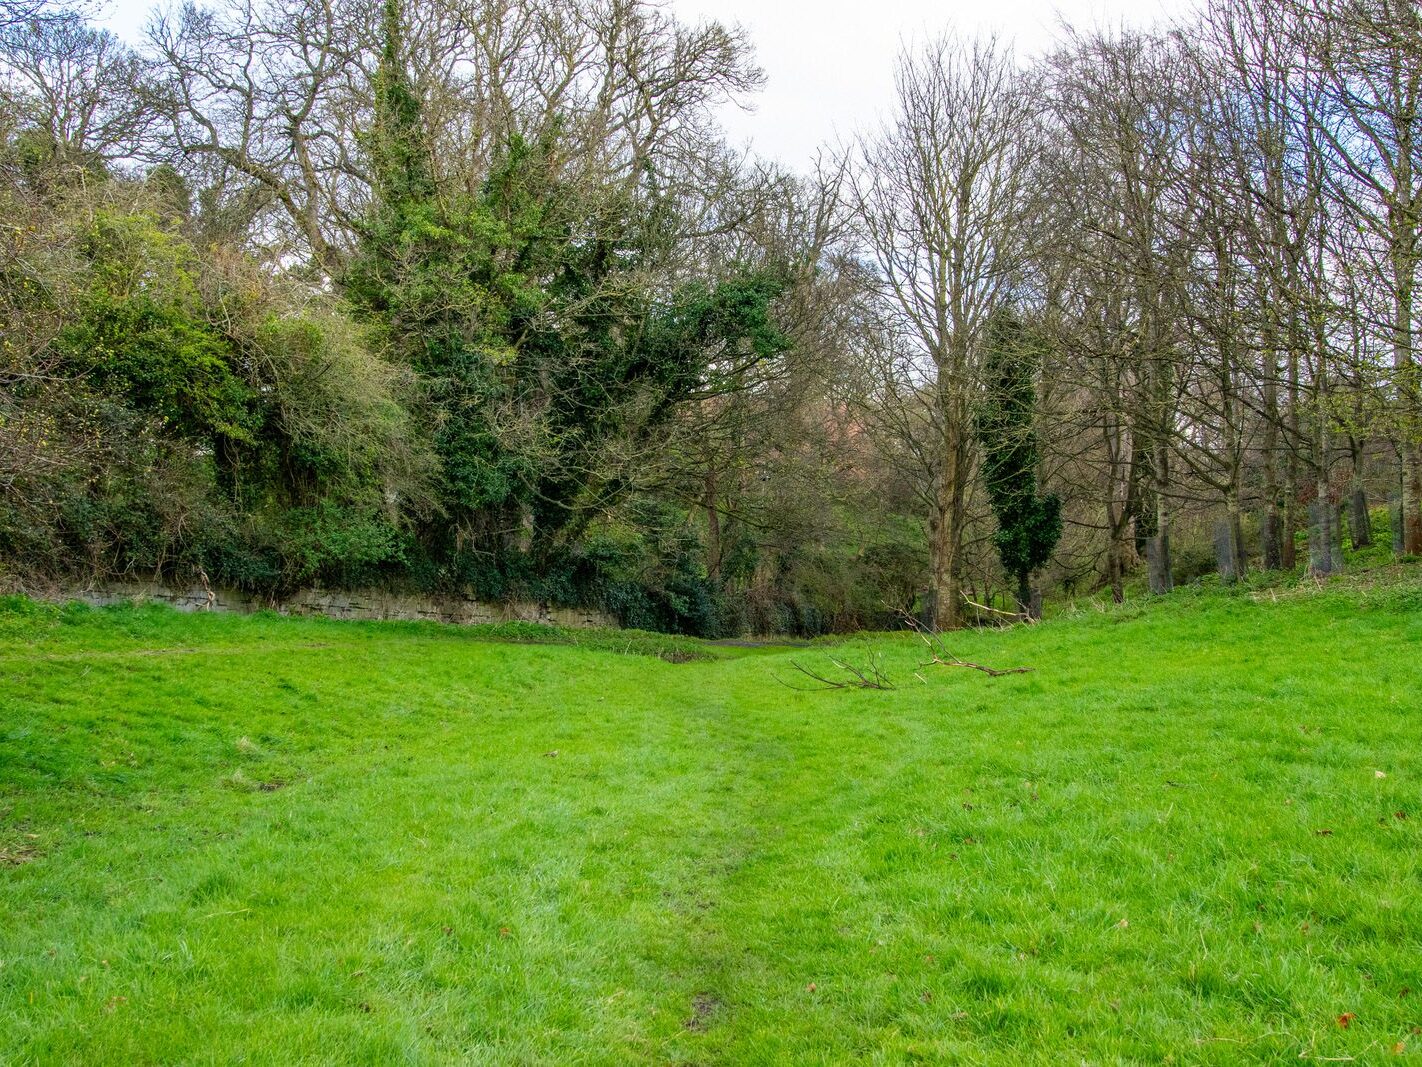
[98, 0, 1195, 172]
[671, 0, 1195, 170]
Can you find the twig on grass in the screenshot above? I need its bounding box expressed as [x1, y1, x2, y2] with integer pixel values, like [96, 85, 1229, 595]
[779, 652, 896, 691]
[962, 597, 1038, 625]
[894, 610, 1034, 677]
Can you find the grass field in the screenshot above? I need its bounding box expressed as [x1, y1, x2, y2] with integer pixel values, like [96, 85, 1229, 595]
[2, 573, 1421, 1063]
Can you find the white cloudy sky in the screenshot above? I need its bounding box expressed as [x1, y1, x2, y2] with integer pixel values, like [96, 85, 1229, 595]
[671, 0, 1194, 168]
[97, 0, 1196, 171]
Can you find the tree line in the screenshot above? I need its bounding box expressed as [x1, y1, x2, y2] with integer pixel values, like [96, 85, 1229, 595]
[1, 0, 1418, 634]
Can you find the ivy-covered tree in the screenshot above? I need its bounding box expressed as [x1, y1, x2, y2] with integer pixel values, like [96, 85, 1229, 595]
[975, 308, 1062, 618]
[344, 0, 791, 598]
[344, 0, 535, 565]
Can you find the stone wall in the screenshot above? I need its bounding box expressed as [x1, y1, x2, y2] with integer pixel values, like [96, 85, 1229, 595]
[58, 581, 618, 630]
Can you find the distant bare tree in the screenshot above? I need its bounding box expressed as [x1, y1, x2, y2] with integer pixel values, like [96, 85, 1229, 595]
[1040, 28, 1197, 595]
[1196, 0, 1325, 570]
[0, 0, 88, 32]
[1299, 0, 1422, 555]
[0, 17, 153, 166]
[850, 35, 1035, 628]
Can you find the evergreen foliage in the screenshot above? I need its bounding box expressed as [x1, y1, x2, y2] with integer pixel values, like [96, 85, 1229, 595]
[975, 309, 1063, 612]
[339, 0, 793, 623]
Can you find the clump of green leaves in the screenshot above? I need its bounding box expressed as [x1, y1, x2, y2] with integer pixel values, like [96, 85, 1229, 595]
[975, 308, 1063, 614]
[343, 0, 789, 599]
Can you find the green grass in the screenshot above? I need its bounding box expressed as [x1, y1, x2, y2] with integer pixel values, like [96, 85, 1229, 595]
[2, 575, 1421, 1064]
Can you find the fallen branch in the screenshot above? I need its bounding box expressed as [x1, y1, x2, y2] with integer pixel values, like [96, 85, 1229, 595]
[779, 651, 895, 691]
[962, 597, 1037, 624]
[894, 609, 1034, 677]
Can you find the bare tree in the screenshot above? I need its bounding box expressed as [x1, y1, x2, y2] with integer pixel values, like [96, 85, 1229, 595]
[1040, 28, 1197, 595]
[0, 16, 152, 167]
[1196, 0, 1327, 571]
[1299, 0, 1422, 555]
[1170, 77, 1259, 581]
[0, 0, 90, 32]
[850, 35, 1034, 628]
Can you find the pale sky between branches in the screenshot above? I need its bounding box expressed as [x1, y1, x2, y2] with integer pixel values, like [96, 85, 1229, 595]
[98, 0, 1196, 172]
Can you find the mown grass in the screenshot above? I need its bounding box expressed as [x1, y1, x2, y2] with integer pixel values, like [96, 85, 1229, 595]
[2, 574, 1421, 1064]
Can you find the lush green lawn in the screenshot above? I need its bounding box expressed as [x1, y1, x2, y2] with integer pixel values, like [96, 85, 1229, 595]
[2, 576, 1421, 1064]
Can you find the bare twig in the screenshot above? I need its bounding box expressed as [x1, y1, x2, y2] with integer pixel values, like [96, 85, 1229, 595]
[894, 609, 1034, 678]
[963, 597, 1037, 624]
[779, 651, 896, 691]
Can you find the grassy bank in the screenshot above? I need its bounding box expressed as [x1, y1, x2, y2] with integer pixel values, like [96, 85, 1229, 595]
[2, 574, 1420, 1063]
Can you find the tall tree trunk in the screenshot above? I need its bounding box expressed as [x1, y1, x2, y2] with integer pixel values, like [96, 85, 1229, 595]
[1282, 346, 1301, 570]
[927, 512, 962, 629]
[1227, 383, 1248, 580]
[1107, 537, 1126, 604]
[1402, 445, 1422, 555]
[1348, 441, 1372, 550]
[1101, 402, 1134, 605]
[1348, 484, 1372, 550]
[1309, 309, 1340, 576]
[932, 429, 966, 634]
[1392, 107, 1422, 556]
[927, 423, 965, 630]
[1261, 501, 1283, 571]
[1148, 443, 1173, 594]
[1308, 491, 1340, 576]
[1224, 483, 1247, 582]
[928, 367, 975, 630]
[1261, 357, 1284, 570]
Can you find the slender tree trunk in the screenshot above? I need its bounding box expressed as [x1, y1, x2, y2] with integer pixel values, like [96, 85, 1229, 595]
[1348, 441, 1372, 550]
[1233, 511, 1247, 579]
[1393, 115, 1422, 556]
[927, 514, 962, 629]
[1225, 485, 1247, 582]
[1260, 346, 1283, 569]
[1107, 537, 1126, 604]
[1348, 484, 1371, 550]
[1261, 502, 1283, 571]
[1228, 383, 1248, 579]
[927, 434, 964, 630]
[1148, 443, 1173, 594]
[1402, 445, 1422, 555]
[1015, 570, 1032, 620]
[927, 373, 972, 629]
[1398, 253, 1422, 550]
[1101, 400, 1133, 605]
[1309, 308, 1340, 576]
[1282, 347, 1301, 570]
[1309, 485, 1340, 576]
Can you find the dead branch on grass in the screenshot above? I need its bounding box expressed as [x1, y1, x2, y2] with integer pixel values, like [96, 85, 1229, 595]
[962, 597, 1037, 624]
[894, 610, 1034, 677]
[779, 651, 896, 691]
